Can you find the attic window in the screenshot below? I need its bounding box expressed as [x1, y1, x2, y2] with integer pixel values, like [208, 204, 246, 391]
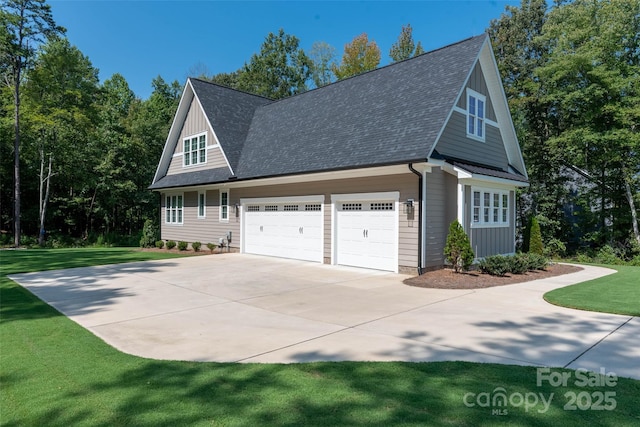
[467, 89, 485, 141]
[183, 132, 207, 166]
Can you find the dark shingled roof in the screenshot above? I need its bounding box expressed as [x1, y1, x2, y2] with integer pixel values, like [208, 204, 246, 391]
[236, 35, 487, 179]
[452, 161, 528, 183]
[152, 35, 495, 189]
[149, 167, 232, 190]
[189, 79, 272, 172]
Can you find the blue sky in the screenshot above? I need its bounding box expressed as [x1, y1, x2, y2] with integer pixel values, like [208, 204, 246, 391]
[49, 1, 520, 99]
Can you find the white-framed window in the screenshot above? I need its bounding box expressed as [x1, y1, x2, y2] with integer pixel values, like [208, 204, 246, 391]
[183, 132, 207, 166]
[472, 188, 509, 227]
[198, 191, 206, 219]
[467, 89, 485, 141]
[165, 194, 183, 225]
[219, 190, 229, 221]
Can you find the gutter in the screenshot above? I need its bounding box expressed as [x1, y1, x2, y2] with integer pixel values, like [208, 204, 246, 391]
[408, 163, 424, 275]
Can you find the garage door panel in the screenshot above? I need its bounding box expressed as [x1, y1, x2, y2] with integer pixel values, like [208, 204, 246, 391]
[336, 199, 397, 272]
[243, 201, 323, 263]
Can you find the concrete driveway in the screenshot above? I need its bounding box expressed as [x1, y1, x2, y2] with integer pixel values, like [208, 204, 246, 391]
[9, 254, 639, 379]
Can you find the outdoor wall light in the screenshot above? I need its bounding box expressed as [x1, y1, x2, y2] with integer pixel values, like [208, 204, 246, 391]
[405, 199, 414, 215]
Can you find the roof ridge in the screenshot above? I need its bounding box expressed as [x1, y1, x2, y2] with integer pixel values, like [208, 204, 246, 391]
[189, 77, 275, 101]
[261, 33, 488, 104]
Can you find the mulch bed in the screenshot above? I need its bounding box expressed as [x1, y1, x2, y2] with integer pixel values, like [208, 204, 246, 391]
[404, 263, 583, 289]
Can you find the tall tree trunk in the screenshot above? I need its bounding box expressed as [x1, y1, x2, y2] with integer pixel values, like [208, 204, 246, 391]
[38, 148, 53, 247]
[13, 77, 21, 247]
[624, 177, 640, 245]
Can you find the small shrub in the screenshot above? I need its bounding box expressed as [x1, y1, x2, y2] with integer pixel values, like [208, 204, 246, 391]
[139, 219, 159, 248]
[509, 254, 530, 274]
[528, 216, 544, 255]
[192, 241, 202, 252]
[207, 242, 217, 253]
[155, 240, 165, 249]
[178, 241, 188, 251]
[444, 220, 474, 273]
[544, 238, 566, 259]
[479, 255, 511, 277]
[525, 253, 549, 270]
[596, 245, 623, 265]
[166, 240, 176, 250]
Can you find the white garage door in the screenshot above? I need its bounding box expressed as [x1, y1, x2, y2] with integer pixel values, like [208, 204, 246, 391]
[242, 197, 323, 263]
[336, 199, 398, 272]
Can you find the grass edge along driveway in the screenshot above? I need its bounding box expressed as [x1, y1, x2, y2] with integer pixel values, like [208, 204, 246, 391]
[1, 248, 639, 426]
[544, 264, 640, 316]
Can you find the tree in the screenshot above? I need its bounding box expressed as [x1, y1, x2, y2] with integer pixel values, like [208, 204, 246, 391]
[332, 33, 381, 80]
[537, 0, 640, 246]
[389, 24, 423, 62]
[309, 41, 336, 88]
[22, 36, 99, 245]
[237, 28, 312, 99]
[444, 220, 474, 273]
[528, 216, 544, 255]
[0, 0, 64, 246]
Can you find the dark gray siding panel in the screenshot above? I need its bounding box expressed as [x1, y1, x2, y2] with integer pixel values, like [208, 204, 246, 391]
[435, 111, 508, 170]
[470, 227, 514, 258]
[456, 62, 497, 121]
[425, 168, 445, 268]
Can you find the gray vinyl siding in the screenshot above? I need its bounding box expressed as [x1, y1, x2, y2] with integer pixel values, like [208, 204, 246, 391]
[468, 190, 516, 258]
[456, 62, 497, 122]
[424, 168, 458, 268]
[160, 173, 420, 269]
[435, 111, 509, 170]
[166, 97, 229, 176]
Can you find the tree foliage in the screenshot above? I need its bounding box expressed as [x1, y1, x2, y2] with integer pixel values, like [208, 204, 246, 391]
[332, 33, 381, 80]
[237, 28, 312, 99]
[1, 0, 64, 246]
[309, 41, 336, 88]
[490, 0, 640, 253]
[444, 220, 474, 273]
[389, 24, 423, 62]
[528, 216, 544, 255]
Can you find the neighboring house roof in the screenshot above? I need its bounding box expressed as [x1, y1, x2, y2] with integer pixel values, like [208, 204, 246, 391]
[151, 34, 527, 190]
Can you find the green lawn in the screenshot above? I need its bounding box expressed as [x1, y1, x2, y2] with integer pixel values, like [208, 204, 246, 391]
[1, 248, 639, 426]
[544, 265, 640, 316]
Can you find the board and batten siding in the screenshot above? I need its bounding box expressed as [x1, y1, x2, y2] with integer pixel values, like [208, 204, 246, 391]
[456, 62, 497, 122]
[165, 96, 229, 176]
[436, 111, 509, 170]
[464, 188, 516, 258]
[161, 173, 420, 269]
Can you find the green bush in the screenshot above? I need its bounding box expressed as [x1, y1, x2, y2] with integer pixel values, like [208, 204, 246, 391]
[524, 253, 549, 270]
[509, 254, 530, 274]
[192, 241, 202, 252]
[178, 241, 188, 251]
[596, 245, 624, 265]
[207, 243, 217, 253]
[444, 220, 474, 273]
[528, 216, 544, 255]
[544, 238, 566, 259]
[139, 219, 159, 248]
[155, 240, 165, 249]
[479, 255, 511, 277]
[166, 240, 176, 250]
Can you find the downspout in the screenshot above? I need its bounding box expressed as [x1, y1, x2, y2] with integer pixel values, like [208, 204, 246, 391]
[408, 163, 423, 275]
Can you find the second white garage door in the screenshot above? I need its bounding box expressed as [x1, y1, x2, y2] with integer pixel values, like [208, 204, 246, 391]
[241, 196, 324, 263]
[334, 193, 399, 272]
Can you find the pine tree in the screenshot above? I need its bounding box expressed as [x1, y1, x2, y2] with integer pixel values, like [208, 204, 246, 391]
[444, 220, 474, 273]
[528, 216, 544, 255]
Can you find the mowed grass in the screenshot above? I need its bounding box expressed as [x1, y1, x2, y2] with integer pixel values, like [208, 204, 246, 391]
[544, 265, 640, 316]
[1, 248, 639, 426]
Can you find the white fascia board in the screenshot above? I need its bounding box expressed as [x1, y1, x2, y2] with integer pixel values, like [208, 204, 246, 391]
[240, 195, 324, 205]
[459, 175, 529, 189]
[152, 80, 194, 184]
[190, 89, 235, 176]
